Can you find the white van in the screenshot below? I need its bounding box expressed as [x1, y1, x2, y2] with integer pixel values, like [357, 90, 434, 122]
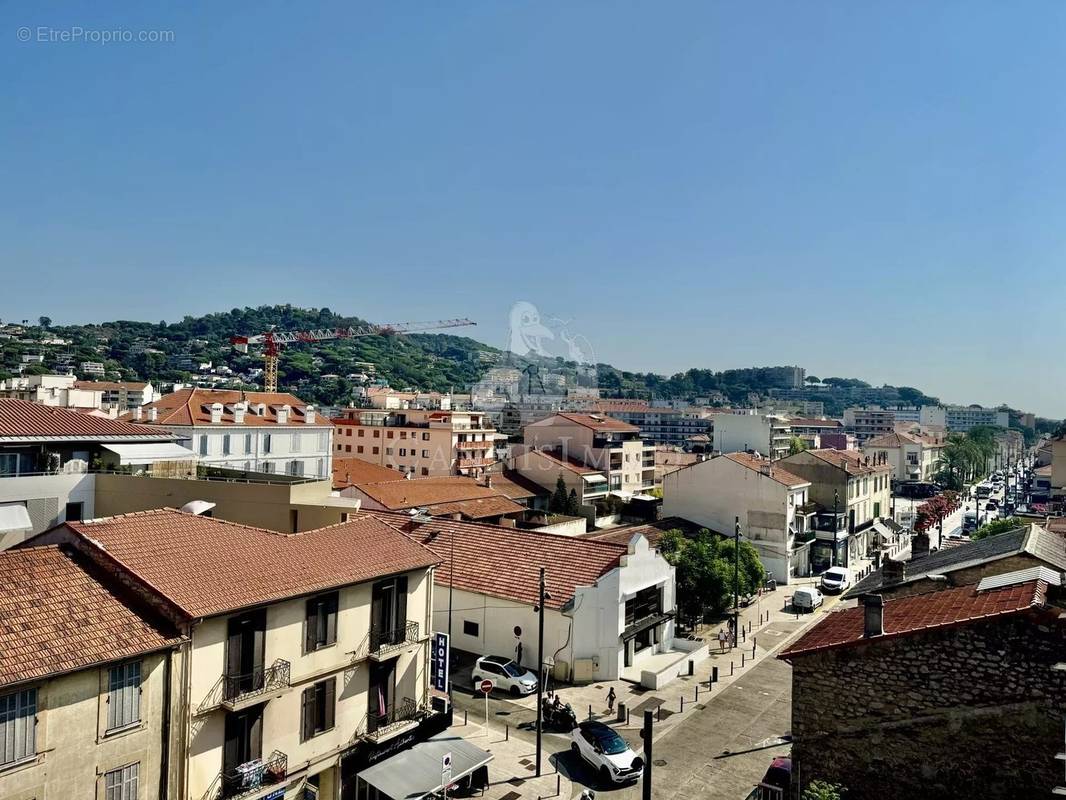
[792, 587, 824, 612]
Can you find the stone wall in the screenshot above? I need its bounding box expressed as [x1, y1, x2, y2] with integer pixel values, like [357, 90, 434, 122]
[877, 553, 1045, 600]
[790, 610, 1066, 799]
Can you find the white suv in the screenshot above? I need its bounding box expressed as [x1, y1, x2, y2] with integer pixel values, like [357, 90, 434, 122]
[571, 721, 644, 784]
[471, 655, 538, 696]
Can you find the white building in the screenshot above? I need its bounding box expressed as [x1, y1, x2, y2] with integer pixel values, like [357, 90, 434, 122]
[711, 412, 792, 460]
[382, 513, 697, 688]
[864, 431, 945, 482]
[942, 405, 1009, 431]
[843, 406, 896, 443]
[122, 388, 334, 478]
[0, 374, 104, 410]
[79, 361, 106, 377]
[75, 380, 160, 411]
[662, 452, 812, 583]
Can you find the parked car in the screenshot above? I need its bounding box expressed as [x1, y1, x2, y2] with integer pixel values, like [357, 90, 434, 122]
[819, 567, 850, 594]
[570, 721, 644, 784]
[791, 586, 823, 612]
[471, 655, 538, 696]
[985, 500, 999, 511]
[754, 756, 792, 800]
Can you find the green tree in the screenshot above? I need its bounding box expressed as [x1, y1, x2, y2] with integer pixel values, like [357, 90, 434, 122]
[21, 364, 51, 376]
[974, 516, 1023, 540]
[38, 316, 52, 329]
[658, 529, 766, 624]
[566, 488, 580, 516]
[802, 780, 845, 800]
[549, 474, 569, 514]
[788, 436, 809, 455]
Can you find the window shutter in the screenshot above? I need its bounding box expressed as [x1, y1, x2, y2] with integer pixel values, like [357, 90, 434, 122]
[305, 600, 318, 652]
[323, 678, 336, 730]
[301, 686, 316, 742]
[396, 576, 408, 634]
[325, 595, 338, 646]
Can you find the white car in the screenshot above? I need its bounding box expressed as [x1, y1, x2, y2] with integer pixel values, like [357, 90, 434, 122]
[471, 655, 538, 696]
[819, 567, 850, 594]
[792, 586, 824, 612]
[570, 721, 644, 784]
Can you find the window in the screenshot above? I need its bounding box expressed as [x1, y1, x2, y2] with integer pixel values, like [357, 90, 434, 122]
[344, 444, 351, 452]
[400, 431, 407, 439]
[399, 448, 406, 457]
[463, 620, 479, 637]
[199, 435, 208, 456]
[107, 661, 142, 731]
[318, 431, 329, 451]
[422, 449, 430, 458]
[387, 431, 394, 439]
[105, 762, 139, 800]
[372, 447, 379, 455]
[305, 592, 338, 652]
[263, 462, 275, 474]
[288, 460, 304, 477]
[358, 429, 364, 438]
[292, 432, 302, 452]
[0, 688, 36, 765]
[421, 468, 429, 476]
[301, 678, 336, 741]
[385, 448, 393, 456]
[357, 446, 364, 454]
[222, 434, 231, 456]
[263, 433, 272, 454]
[422, 432, 430, 441]
[317, 459, 324, 477]
[65, 501, 84, 522]
[373, 430, 380, 438]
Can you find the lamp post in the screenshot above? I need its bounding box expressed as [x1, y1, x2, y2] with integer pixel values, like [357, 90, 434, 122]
[733, 516, 741, 647]
[534, 568, 547, 776]
[831, 489, 839, 568]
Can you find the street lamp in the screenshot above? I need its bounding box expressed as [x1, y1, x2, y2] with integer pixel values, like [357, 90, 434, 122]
[831, 489, 839, 568]
[534, 568, 550, 776]
[733, 516, 741, 647]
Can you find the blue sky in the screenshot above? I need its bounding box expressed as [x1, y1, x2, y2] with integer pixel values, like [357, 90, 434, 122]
[3, 1, 1065, 416]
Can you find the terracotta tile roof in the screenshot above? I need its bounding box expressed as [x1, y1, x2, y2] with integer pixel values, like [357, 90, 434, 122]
[526, 448, 603, 476]
[74, 381, 150, 391]
[588, 516, 710, 547]
[866, 431, 944, 449]
[333, 457, 406, 487]
[423, 495, 526, 520]
[780, 580, 1047, 659]
[63, 509, 440, 618]
[724, 452, 810, 488]
[0, 398, 175, 441]
[799, 448, 891, 475]
[120, 388, 330, 427]
[350, 475, 526, 517]
[0, 545, 181, 687]
[549, 413, 640, 433]
[485, 472, 544, 500]
[370, 512, 626, 609]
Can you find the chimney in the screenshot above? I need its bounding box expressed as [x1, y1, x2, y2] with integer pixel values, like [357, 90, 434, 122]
[861, 594, 884, 638]
[210, 402, 224, 424]
[305, 405, 316, 424]
[911, 530, 930, 559]
[484, 474, 493, 489]
[277, 405, 290, 425]
[133, 406, 143, 421]
[148, 407, 158, 422]
[233, 402, 247, 424]
[881, 555, 906, 584]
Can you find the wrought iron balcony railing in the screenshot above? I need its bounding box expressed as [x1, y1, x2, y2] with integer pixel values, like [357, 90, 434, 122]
[364, 697, 422, 740]
[218, 750, 288, 800]
[370, 620, 419, 658]
[222, 659, 291, 706]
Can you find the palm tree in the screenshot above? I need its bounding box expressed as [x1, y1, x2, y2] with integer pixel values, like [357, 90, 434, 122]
[934, 435, 971, 489]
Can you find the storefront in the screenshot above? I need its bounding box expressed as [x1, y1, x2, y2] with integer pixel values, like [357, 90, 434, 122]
[340, 706, 491, 800]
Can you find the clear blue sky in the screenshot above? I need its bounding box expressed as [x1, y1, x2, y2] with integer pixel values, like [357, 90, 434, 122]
[4, 1, 1066, 416]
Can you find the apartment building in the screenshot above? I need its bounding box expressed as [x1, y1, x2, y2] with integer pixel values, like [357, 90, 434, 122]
[523, 413, 654, 495]
[589, 403, 714, 447]
[39, 508, 476, 800]
[779, 449, 892, 570]
[0, 398, 194, 548]
[842, 406, 896, 443]
[332, 408, 496, 478]
[942, 404, 1009, 431]
[80, 361, 106, 377]
[711, 412, 792, 460]
[0, 545, 183, 800]
[0, 374, 105, 410]
[864, 431, 945, 482]
[75, 380, 160, 411]
[786, 417, 843, 438]
[662, 452, 812, 583]
[123, 388, 334, 479]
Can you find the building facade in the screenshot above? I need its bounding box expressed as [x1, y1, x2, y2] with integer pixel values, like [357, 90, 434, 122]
[711, 413, 792, 460]
[863, 431, 945, 482]
[842, 406, 896, 443]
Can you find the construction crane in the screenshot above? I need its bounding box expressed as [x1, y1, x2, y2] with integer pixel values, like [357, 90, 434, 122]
[231, 318, 476, 392]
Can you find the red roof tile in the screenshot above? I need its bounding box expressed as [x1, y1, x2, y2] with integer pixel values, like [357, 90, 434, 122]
[724, 452, 810, 488]
[121, 388, 330, 427]
[346, 474, 526, 518]
[796, 448, 891, 475]
[371, 512, 627, 609]
[333, 457, 407, 487]
[780, 580, 1046, 659]
[0, 545, 181, 687]
[525, 448, 603, 476]
[0, 398, 174, 440]
[63, 509, 440, 618]
[549, 413, 640, 433]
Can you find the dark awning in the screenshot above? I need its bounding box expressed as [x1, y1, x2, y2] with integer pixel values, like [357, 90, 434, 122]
[356, 733, 493, 800]
[622, 612, 673, 641]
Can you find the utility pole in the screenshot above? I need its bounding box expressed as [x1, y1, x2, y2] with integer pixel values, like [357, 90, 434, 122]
[642, 709, 654, 800]
[535, 567, 546, 776]
[733, 516, 741, 647]
[831, 489, 839, 568]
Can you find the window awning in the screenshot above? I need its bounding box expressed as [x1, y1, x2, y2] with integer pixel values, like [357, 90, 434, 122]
[0, 503, 31, 534]
[582, 474, 607, 484]
[101, 442, 196, 465]
[357, 734, 493, 800]
[622, 611, 674, 641]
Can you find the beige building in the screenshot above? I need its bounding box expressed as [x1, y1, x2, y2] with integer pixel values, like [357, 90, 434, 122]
[864, 431, 945, 482]
[75, 380, 161, 412]
[38, 508, 475, 800]
[0, 544, 183, 800]
[332, 409, 496, 478]
[523, 413, 654, 495]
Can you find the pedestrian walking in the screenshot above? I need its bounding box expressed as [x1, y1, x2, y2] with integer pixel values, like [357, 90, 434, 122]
[606, 686, 616, 714]
[717, 626, 728, 652]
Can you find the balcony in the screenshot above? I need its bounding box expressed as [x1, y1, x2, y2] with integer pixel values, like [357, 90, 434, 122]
[216, 750, 287, 800]
[221, 659, 291, 712]
[369, 621, 420, 660]
[455, 440, 492, 451]
[363, 696, 423, 743]
[457, 457, 495, 469]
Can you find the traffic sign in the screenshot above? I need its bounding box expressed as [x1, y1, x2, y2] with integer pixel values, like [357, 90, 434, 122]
[479, 679, 494, 694]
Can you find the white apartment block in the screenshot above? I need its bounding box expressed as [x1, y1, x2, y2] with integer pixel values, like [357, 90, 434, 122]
[942, 405, 1009, 431]
[332, 408, 496, 478]
[711, 412, 792, 460]
[122, 388, 334, 479]
[75, 380, 160, 411]
[0, 374, 105, 410]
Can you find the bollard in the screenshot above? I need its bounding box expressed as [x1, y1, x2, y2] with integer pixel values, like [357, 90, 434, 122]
[752, 643, 756, 659]
[742, 652, 746, 667]
[557, 775, 560, 795]
[730, 660, 734, 676]
[741, 627, 746, 643]
[748, 620, 752, 633]
[627, 707, 631, 725]
[695, 684, 699, 701]
[657, 705, 661, 722]
[688, 659, 694, 676]
[506, 724, 510, 741]
[588, 704, 593, 720]
[753, 636, 757, 650]
[464, 709, 468, 725]
[712, 665, 719, 684]
[617, 701, 627, 724]
[680, 696, 685, 713]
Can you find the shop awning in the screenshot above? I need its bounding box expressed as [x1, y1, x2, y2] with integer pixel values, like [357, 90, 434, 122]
[622, 611, 674, 641]
[0, 503, 31, 534]
[101, 442, 197, 465]
[357, 734, 493, 800]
